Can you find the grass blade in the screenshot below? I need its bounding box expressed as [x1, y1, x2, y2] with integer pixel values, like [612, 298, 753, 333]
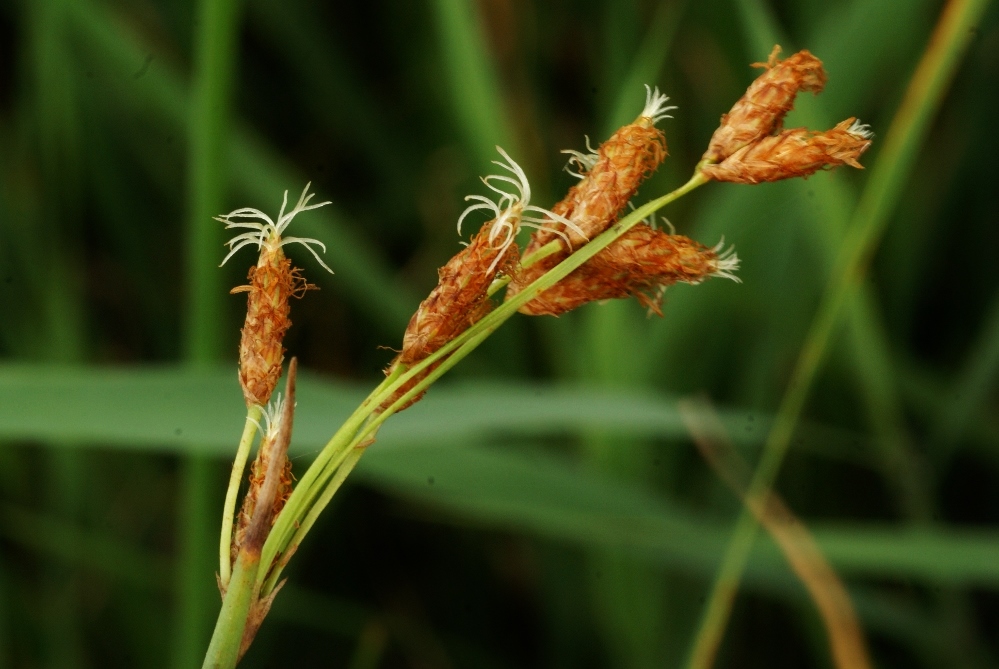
[429, 0, 517, 168]
[681, 400, 871, 669]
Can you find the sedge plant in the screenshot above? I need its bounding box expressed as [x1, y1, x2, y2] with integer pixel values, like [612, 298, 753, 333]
[202, 48, 873, 667]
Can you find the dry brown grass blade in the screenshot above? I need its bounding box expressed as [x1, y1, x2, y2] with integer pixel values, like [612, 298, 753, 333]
[679, 399, 872, 669]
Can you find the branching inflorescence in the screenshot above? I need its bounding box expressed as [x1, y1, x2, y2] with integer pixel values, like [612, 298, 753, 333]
[205, 46, 872, 668]
[507, 84, 736, 317]
[698, 46, 872, 183]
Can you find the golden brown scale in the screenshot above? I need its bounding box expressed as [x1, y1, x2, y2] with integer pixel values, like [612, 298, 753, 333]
[507, 117, 667, 302]
[703, 46, 827, 164]
[381, 219, 520, 411]
[701, 118, 872, 184]
[518, 224, 723, 317]
[232, 248, 313, 408]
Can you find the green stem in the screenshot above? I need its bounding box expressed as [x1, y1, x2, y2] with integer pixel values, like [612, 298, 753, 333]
[255, 371, 400, 580]
[684, 1, 992, 667]
[202, 548, 260, 669]
[219, 406, 261, 587]
[257, 170, 708, 593]
[260, 446, 366, 594]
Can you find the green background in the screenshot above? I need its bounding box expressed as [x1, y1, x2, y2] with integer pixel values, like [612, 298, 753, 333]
[1, 0, 997, 666]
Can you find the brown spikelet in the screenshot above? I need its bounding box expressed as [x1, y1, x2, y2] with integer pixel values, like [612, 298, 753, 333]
[381, 219, 520, 411]
[550, 118, 666, 249]
[519, 224, 737, 317]
[507, 114, 668, 302]
[230, 362, 298, 567]
[230, 431, 294, 567]
[227, 361, 298, 660]
[703, 46, 827, 164]
[701, 118, 873, 184]
[400, 220, 517, 365]
[232, 248, 314, 407]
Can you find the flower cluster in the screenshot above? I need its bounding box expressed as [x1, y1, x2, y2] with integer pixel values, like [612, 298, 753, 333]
[208, 46, 875, 662]
[383, 48, 874, 409]
[509, 85, 736, 318]
[382, 85, 744, 414]
[700, 46, 872, 183]
[702, 46, 827, 163]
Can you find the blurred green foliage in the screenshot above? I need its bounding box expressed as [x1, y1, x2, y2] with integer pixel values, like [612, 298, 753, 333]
[0, 0, 998, 667]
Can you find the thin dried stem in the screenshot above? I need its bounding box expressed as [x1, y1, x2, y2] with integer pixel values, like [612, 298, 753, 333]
[680, 399, 872, 669]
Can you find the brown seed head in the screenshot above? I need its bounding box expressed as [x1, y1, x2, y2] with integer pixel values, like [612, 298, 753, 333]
[701, 118, 873, 184]
[383, 148, 548, 412]
[518, 224, 739, 317]
[232, 248, 314, 407]
[555, 121, 667, 248]
[217, 184, 333, 407]
[507, 86, 673, 302]
[400, 218, 519, 366]
[382, 220, 519, 412]
[703, 46, 827, 164]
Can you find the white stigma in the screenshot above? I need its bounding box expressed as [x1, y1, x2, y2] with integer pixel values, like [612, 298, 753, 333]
[711, 237, 741, 283]
[217, 183, 334, 274]
[457, 146, 588, 274]
[847, 119, 874, 140]
[247, 393, 288, 439]
[562, 136, 599, 180]
[641, 85, 678, 125]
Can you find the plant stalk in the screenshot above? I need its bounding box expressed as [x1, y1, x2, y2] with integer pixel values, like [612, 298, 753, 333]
[203, 361, 298, 666]
[219, 407, 261, 587]
[202, 549, 259, 669]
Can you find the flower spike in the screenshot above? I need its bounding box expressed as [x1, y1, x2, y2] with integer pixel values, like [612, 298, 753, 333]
[220, 184, 332, 407]
[383, 147, 590, 412]
[507, 85, 671, 305]
[517, 225, 741, 317]
[701, 117, 873, 184]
